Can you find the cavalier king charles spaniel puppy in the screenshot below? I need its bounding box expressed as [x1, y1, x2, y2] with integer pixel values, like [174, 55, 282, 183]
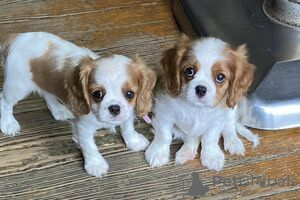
[145, 35, 259, 171]
[0, 32, 156, 177]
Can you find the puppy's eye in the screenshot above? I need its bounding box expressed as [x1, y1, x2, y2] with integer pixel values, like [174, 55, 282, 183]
[184, 66, 195, 77]
[216, 73, 225, 83]
[125, 91, 135, 99]
[93, 90, 104, 99]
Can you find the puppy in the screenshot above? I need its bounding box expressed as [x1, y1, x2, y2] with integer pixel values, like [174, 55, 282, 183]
[0, 32, 156, 177]
[145, 35, 259, 171]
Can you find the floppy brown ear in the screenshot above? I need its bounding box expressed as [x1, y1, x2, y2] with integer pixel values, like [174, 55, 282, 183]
[130, 56, 157, 117]
[66, 58, 94, 116]
[226, 44, 255, 108]
[161, 34, 191, 95]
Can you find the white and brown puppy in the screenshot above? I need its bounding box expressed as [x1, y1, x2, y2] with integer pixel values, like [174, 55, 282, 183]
[0, 32, 156, 177]
[145, 35, 259, 171]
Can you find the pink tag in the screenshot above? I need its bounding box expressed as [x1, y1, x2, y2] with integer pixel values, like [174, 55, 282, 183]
[142, 115, 152, 124]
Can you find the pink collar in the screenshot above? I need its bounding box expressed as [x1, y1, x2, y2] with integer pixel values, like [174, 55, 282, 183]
[142, 115, 152, 124]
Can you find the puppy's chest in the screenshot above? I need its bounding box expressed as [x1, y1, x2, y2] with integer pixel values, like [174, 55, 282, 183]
[174, 108, 226, 135]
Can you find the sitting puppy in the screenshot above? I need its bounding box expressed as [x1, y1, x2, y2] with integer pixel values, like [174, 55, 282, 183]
[0, 32, 156, 177]
[145, 35, 259, 171]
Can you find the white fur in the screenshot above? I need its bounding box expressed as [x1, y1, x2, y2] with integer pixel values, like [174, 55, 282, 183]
[0, 32, 149, 177]
[91, 56, 133, 124]
[145, 38, 259, 171]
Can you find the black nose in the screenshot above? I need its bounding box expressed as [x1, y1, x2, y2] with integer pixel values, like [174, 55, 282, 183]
[195, 85, 207, 98]
[108, 105, 121, 116]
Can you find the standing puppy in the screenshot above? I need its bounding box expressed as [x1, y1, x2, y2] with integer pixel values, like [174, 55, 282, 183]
[0, 32, 156, 177]
[145, 35, 259, 171]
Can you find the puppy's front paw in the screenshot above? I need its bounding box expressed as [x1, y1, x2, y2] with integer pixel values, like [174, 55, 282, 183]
[1, 118, 20, 136]
[125, 133, 149, 151]
[84, 159, 109, 177]
[145, 143, 170, 167]
[175, 145, 198, 165]
[224, 137, 245, 156]
[201, 148, 225, 171]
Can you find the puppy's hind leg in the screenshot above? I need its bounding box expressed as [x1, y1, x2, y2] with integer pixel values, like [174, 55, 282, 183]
[41, 92, 74, 121]
[145, 118, 173, 167]
[175, 133, 200, 165]
[222, 122, 245, 156]
[0, 82, 32, 136]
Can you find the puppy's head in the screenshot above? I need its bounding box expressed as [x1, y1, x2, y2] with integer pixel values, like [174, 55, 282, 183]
[162, 34, 254, 108]
[68, 55, 156, 124]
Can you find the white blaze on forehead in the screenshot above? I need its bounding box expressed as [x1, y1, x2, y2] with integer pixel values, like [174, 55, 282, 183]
[192, 37, 226, 69]
[94, 55, 131, 86]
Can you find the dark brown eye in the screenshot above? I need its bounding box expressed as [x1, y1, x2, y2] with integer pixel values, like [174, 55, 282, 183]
[216, 73, 225, 83]
[125, 91, 135, 99]
[184, 66, 195, 77]
[93, 90, 104, 99]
